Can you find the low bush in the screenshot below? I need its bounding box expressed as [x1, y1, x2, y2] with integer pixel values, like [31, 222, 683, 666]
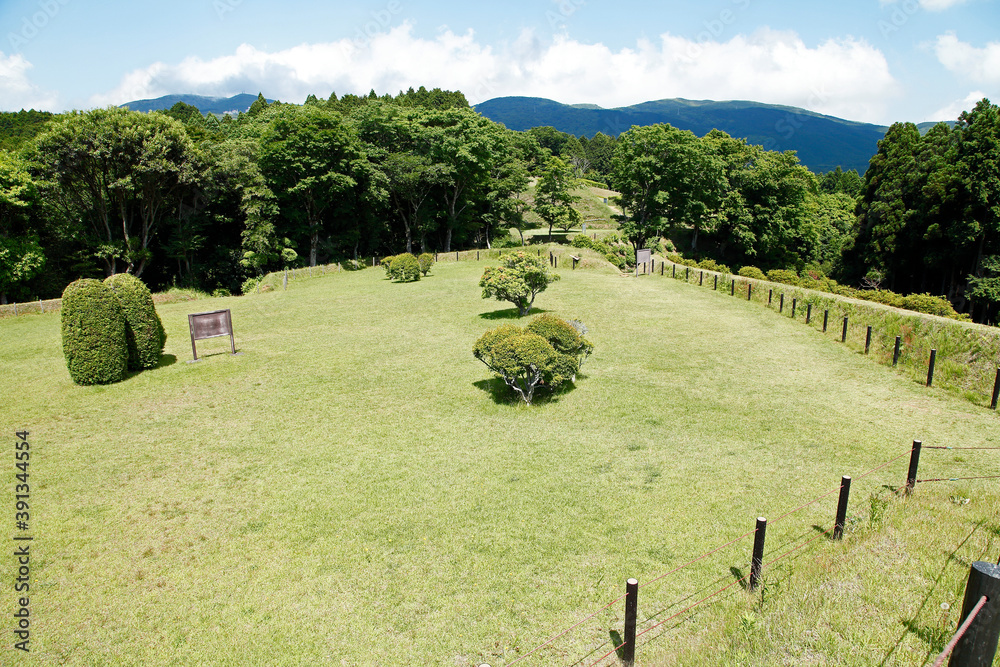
[697, 259, 731, 273]
[389, 253, 421, 282]
[241, 276, 262, 295]
[766, 269, 802, 286]
[61, 278, 127, 385]
[739, 266, 767, 280]
[104, 273, 165, 371]
[570, 234, 596, 250]
[382, 256, 397, 277]
[491, 234, 522, 249]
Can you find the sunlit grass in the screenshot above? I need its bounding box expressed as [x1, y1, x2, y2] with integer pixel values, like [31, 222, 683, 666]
[2, 260, 998, 666]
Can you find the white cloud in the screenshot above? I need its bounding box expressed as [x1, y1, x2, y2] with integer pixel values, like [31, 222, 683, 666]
[880, 0, 968, 10]
[0, 52, 58, 111]
[90, 24, 899, 124]
[918, 0, 968, 9]
[928, 90, 987, 121]
[934, 33, 1000, 84]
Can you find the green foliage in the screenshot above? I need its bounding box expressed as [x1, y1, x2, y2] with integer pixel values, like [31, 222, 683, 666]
[697, 259, 731, 273]
[417, 252, 434, 276]
[241, 276, 262, 295]
[491, 234, 522, 249]
[382, 255, 397, 277]
[766, 269, 802, 286]
[60, 278, 127, 385]
[473, 314, 593, 404]
[739, 266, 767, 280]
[388, 253, 421, 282]
[524, 313, 593, 376]
[570, 234, 595, 250]
[479, 251, 560, 316]
[104, 273, 166, 370]
[533, 156, 581, 240]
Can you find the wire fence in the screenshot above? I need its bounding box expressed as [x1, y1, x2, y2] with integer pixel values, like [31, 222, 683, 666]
[489, 439, 1000, 667]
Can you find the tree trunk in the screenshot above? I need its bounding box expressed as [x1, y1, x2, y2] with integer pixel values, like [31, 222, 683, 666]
[444, 226, 453, 253]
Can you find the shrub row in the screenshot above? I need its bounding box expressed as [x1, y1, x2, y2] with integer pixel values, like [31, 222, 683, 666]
[671, 253, 962, 320]
[381, 253, 434, 282]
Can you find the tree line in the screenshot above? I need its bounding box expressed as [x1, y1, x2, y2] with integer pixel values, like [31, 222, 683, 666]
[0, 88, 997, 322]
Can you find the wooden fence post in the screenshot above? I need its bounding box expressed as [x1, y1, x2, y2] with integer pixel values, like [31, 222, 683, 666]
[991, 368, 1000, 411]
[750, 517, 767, 592]
[806, 303, 812, 324]
[906, 440, 922, 495]
[623, 578, 639, 666]
[865, 326, 873, 355]
[893, 336, 902, 366]
[948, 562, 1000, 666]
[834, 476, 852, 540]
[928, 349, 937, 387]
[792, 298, 797, 319]
[823, 309, 829, 333]
[779, 294, 784, 313]
[842, 316, 849, 343]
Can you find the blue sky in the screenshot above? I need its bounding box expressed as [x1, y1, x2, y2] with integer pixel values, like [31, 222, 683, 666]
[0, 0, 997, 125]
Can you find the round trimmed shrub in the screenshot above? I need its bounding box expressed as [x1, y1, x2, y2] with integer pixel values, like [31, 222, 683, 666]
[738, 266, 766, 280]
[104, 273, 166, 370]
[389, 253, 421, 282]
[61, 278, 128, 385]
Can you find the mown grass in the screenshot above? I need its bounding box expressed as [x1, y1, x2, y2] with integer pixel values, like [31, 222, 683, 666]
[2, 258, 999, 666]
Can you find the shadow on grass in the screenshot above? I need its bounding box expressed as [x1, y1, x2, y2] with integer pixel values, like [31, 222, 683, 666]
[608, 629, 626, 661]
[730, 566, 749, 591]
[472, 378, 577, 406]
[478, 307, 549, 320]
[157, 354, 177, 369]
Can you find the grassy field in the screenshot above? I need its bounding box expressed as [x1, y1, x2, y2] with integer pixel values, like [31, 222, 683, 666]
[3, 256, 1000, 666]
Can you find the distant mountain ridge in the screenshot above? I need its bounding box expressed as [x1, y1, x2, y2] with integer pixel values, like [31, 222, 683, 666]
[120, 93, 273, 116]
[474, 96, 893, 174]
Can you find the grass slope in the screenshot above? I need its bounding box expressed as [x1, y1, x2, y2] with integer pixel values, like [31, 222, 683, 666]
[2, 261, 999, 666]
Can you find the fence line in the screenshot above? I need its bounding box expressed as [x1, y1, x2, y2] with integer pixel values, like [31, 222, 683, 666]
[493, 435, 1000, 666]
[499, 445, 923, 666]
[659, 258, 1000, 412]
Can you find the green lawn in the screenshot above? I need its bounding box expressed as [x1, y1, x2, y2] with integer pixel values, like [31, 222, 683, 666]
[3, 259, 999, 666]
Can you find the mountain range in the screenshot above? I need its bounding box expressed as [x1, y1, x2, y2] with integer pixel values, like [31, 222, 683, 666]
[474, 96, 898, 174]
[120, 93, 950, 175]
[120, 93, 271, 117]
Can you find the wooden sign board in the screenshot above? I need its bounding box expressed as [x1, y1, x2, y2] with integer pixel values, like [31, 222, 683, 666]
[187, 309, 237, 362]
[635, 248, 652, 276]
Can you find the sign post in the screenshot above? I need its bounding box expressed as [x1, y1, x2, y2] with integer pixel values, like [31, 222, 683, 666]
[635, 249, 652, 277]
[187, 309, 238, 362]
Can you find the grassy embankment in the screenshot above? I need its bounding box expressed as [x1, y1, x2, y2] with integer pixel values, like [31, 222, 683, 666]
[2, 256, 999, 666]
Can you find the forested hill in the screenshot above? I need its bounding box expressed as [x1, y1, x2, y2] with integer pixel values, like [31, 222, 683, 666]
[474, 96, 888, 174]
[120, 93, 273, 116]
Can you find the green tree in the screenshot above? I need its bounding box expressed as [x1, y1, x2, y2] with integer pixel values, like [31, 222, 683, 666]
[479, 251, 560, 316]
[533, 156, 580, 242]
[259, 105, 360, 267]
[0, 151, 44, 303]
[612, 124, 725, 255]
[31, 107, 200, 278]
[473, 315, 592, 405]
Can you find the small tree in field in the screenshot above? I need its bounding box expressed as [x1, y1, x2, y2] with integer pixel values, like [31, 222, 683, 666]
[473, 315, 593, 405]
[479, 251, 559, 316]
[417, 252, 435, 276]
